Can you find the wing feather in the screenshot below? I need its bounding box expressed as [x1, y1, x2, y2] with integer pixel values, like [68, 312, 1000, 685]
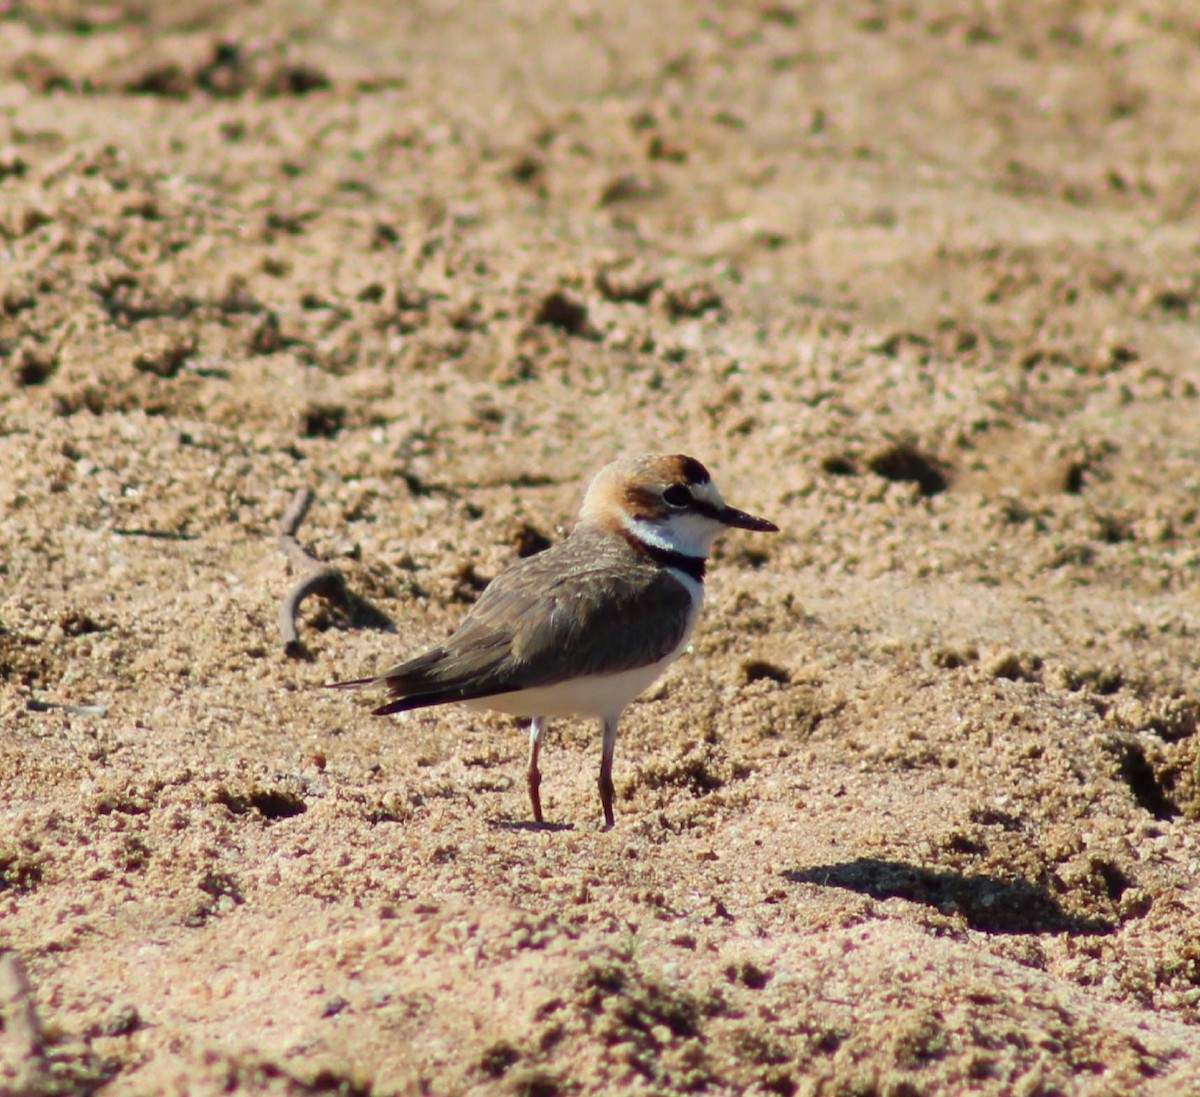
[361, 530, 697, 712]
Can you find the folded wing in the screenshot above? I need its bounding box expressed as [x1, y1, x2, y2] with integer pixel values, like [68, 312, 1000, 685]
[360, 534, 695, 715]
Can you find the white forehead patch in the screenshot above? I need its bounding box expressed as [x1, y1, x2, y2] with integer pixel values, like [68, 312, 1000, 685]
[689, 478, 725, 508]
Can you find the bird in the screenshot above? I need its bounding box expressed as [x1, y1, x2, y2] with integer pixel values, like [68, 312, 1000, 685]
[329, 454, 778, 827]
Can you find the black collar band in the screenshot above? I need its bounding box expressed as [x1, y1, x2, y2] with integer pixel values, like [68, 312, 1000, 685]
[637, 540, 706, 583]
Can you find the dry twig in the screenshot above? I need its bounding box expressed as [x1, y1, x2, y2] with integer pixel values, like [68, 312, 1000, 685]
[0, 952, 47, 1091]
[26, 699, 108, 717]
[277, 488, 348, 656]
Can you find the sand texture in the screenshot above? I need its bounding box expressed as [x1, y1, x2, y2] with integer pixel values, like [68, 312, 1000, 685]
[3, 2, 1200, 1094]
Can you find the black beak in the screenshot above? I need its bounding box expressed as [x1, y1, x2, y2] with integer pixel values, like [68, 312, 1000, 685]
[718, 505, 778, 533]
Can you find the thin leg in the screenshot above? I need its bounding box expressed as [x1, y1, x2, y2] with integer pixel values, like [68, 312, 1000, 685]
[527, 716, 546, 824]
[598, 714, 619, 829]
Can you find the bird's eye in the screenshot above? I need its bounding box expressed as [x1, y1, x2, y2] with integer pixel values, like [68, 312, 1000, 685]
[662, 484, 692, 508]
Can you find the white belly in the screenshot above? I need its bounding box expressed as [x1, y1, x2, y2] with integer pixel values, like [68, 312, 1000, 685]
[464, 650, 681, 721]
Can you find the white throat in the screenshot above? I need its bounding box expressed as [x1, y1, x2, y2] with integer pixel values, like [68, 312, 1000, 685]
[621, 511, 721, 560]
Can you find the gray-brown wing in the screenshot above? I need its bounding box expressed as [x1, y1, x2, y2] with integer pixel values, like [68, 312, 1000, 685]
[373, 533, 695, 712]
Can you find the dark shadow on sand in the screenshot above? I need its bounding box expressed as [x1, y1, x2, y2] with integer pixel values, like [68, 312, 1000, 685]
[487, 818, 575, 833]
[346, 594, 397, 634]
[786, 858, 1113, 935]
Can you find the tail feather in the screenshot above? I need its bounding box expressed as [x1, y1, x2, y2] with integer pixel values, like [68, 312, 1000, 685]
[329, 667, 519, 716]
[371, 677, 521, 716]
[332, 641, 519, 715]
[325, 648, 446, 693]
[372, 690, 469, 716]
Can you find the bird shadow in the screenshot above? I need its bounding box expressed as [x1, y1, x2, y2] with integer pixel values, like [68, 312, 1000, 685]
[786, 858, 1113, 936]
[487, 818, 575, 833]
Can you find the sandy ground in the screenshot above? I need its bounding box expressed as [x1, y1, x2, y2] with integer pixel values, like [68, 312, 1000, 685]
[3, 1, 1200, 1094]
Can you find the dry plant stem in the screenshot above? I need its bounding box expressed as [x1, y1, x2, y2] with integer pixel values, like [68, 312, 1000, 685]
[0, 952, 46, 1082]
[277, 487, 347, 654]
[26, 699, 108, 716]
